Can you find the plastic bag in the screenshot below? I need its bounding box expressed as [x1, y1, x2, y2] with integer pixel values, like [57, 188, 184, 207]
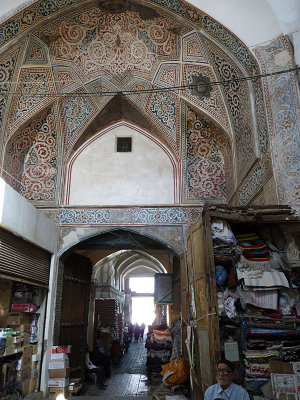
[161, 358, 189, 386]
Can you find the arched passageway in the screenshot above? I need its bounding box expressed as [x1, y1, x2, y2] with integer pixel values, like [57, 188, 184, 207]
[54, 229, 183, 399]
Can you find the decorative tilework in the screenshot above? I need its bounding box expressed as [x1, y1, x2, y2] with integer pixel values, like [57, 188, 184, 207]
[0, 19, 20, 46]
[153, 63, 180, 89]
[63, 93, 93, 143]
[254, 36, 300, 205]
[202, 35, 258, 184]
[181, 64, 230, 132]
[121, 77, 151, 109]
[36, 8, 180, 81]
[37, 0, 78, 16]
[150, 92, 176, 137]
[7, 67, 56, 135]
[85, 77, 119, 111]
[201, 15, 252, 70]
[182, 103, 232, 203]
[150, 0, 184, 14]
[0, 47, 20, 142]
[4, 105, 60, 203]
[24, 35, 49, 64]
[42, 206, 202, 226]
[237, 156, 273, 206]
[182, 32, 207, 64]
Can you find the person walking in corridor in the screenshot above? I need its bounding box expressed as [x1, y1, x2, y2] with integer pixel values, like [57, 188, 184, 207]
[204, 359, 250, 400]
[134, 323, 140, 343]
[139, 323, 145, 341]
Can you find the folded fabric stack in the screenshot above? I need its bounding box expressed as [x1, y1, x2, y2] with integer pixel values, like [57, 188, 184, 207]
[212, 220, 243, 261]
[244, 349, 279, 379]
[236, 233, 270, 262]
[145, 327, 172, 374]
[211, 222, 300, 398]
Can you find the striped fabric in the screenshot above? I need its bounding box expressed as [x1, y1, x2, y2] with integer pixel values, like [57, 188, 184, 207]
[239, 288, 278, 310]
[237, 269, 289, 288]
[236, 233, 270, 261]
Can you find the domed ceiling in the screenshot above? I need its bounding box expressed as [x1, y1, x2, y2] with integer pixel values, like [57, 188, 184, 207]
[0, 0, 271, 206]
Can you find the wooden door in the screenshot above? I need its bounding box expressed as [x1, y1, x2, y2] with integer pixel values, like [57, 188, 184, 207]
[59, 253, 92, 378]
[186, 216, 220, 398]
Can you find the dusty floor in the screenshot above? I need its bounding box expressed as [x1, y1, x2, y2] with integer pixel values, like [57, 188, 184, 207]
[76, 341, 155, 400]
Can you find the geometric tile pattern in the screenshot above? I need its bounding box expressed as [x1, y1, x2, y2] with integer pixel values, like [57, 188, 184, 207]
[24, 35, 49, 65]
[62, 93, 93, 143]
[182, 32, 207, 64]
[149, 92, 177, 137]
[0, 47, 21, 142]
[181, 64, 230, 132]
[182, 103, 232, 203]
[60, 88, 98, 154]
[85, 77, 119, 111]
[52, 66, 79, 92]
[153, 63, 180, 90]
[237, 156, 273, 206]
[42, 206, 203, 226]
[254, 36, 300, 205]
[0, 0, 285, 209]
[202, 35, 258, 183]
[201, 15, 252, 70]
[38, 8, 180, 79]
[4, 105, 59, 203]
[7, 67, 56, 134]
[121, 77, 151, 110]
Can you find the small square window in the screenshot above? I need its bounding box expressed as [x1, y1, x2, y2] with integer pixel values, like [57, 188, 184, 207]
[117, 137, 132, 152]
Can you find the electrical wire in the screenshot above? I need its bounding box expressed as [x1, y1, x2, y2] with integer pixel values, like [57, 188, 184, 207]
[0, 66, 298, 98]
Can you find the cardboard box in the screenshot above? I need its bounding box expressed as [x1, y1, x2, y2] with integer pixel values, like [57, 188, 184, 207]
[50, 353, 68, 360]
[48, 386, 69, 400]
[7, 313, 32, 325]
[4, 345, 15, 355]
[49, 359, 69, 369]
[17, 324, 32, 333]
[11, 303, 37, 313]
[52, 345, 71, 354]
[48, 368, 70, 378]
[48, 377, 69, 387]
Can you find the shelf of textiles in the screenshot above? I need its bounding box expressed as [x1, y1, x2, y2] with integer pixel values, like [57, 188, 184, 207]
[145, 325, 172, 375]
[211, 218, 300, 397]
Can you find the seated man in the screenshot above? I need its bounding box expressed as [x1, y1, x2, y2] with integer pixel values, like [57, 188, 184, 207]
[204, 359, 250, 400]
[86, 345, 107, 390]
[90, 339, 111, 378]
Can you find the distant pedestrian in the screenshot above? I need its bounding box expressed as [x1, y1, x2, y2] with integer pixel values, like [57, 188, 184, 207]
[134, 323, 140, 343]
[128, 322, 134, 341]
[139, 323, 145, 342]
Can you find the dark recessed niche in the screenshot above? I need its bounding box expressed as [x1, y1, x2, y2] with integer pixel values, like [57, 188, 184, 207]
[117, 137, 132, 152]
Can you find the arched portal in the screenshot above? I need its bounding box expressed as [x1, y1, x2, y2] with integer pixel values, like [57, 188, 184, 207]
[54, 228, 181, 380]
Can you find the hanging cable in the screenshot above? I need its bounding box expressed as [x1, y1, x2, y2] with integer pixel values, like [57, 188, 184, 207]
[0, 66, 298, 98]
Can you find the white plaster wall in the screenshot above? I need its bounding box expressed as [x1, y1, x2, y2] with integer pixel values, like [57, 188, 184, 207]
[0, 178, 58, 253]
[67, 125, 175, 205]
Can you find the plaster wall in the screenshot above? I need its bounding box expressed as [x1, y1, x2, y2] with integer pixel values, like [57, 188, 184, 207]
[0, 177, 59, 253]
[67, 125, 176, 206]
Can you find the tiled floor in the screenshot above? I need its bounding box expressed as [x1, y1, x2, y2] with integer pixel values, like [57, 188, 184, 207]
[80, 341, 154, 400]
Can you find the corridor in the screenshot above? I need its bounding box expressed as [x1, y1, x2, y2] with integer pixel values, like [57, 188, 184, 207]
[81, 341, 153, 400]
